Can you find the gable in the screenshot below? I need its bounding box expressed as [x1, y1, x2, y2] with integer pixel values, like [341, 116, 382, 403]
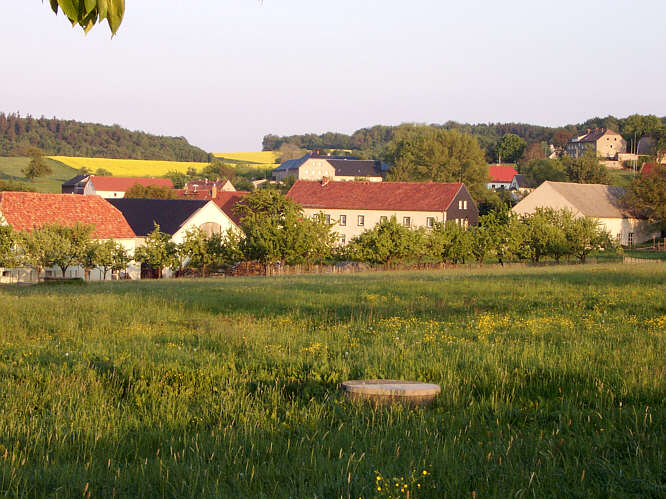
[108, 198, 208, 236]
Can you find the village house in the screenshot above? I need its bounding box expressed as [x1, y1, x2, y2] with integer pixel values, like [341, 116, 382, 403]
[0, 192, 140, 282]
[286, 180, 478, 244]
[108, 198, 241, 278]
[273, 153, 387, 182]
[565, 128, 626, 160]
[179, 179, 235, 197]
[512, 181, 659, 246]
[61, 175, 174, 198]
[487, 164, 519, 190]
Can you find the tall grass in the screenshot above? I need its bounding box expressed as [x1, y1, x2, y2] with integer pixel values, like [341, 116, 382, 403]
[0, 264, 664, 497]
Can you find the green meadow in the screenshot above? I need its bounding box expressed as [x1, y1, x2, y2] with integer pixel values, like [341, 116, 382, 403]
[0, 157, 78, 193]
[0, 264, 664, 497]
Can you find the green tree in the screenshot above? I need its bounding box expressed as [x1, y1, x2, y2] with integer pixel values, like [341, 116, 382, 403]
[94, 168, 112, 176]
[80, 239, 101, 280]
[384, 125, 489, 199]
[17, 226, 57, 281]
[551, 129, 573, 148]
[179, 227, 215, 277]
[133, 225, 176, 279]
[0, 226, 16, 268]
[125, 184, 175, 199]
[110, 243, 131, 277]
[564, 215, 612, 262]
[276, 143, 306, 163]
[165, 171, 190, 189]
[562, 150, 610, 184]
[427, 221, 473, 264]
[496, 134, 527, 164]
[521, 158, 568, 186]
[626, 163, 666, 230]
[345, 216, 419, 265]
[47, 223, 94, 277]
[0, 180, 36, 192]
[621, 114, 661, 154]
[22, 147, 52, 182]
[46, 0, 125, 35]
[234, 191, 335, 265]
[480, 207, 527, 264]
[520, 209, 566, 263]
[95, 240, 117, 280]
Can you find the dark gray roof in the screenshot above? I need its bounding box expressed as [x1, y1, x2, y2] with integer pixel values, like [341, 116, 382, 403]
[273, 153, 311, 172]
[108, 198, 208, 236]
[513, 174, 529, 188]
[327, 159, 383, 178]
[62, 174, 89, 187]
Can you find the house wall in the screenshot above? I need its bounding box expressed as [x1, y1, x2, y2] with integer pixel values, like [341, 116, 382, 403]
[301, 207, 445, 244]
[95, 190, 125, 198]
[597, 218, 659, 246]
[169, 201, 239, 245]
[446, 187, 479, 227]
[297, 159, 336, 181]
[334, 175, 383, 182]
[596, 134, 626, 159]
[487, 181, 512, 190]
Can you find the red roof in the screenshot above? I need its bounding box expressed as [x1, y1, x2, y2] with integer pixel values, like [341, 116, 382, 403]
[0, 192, 136, 239]
[640, 162, 659, 177]
[488, 165, 518, 183]
[89, 176, 173, 192]
[286, 181, 463, 211]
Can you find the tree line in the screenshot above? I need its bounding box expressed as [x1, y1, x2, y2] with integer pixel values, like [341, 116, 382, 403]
[0, 191, 621, 281]
[0, 113, 209, 161]
[262, 115, 666, 163]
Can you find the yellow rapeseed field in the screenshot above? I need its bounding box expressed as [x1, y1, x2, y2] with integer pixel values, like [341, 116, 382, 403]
[49, 156, 211, 177]
[213, 151, 280, 165]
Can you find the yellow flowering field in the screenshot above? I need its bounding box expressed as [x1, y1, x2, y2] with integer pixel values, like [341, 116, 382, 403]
[48, 156, 210, 176]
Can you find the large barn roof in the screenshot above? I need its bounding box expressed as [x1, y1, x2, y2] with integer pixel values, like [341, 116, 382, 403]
[107, 198, 208, 236]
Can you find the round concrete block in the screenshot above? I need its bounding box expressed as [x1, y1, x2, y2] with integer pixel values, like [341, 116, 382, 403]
[341, 379, 441, 406]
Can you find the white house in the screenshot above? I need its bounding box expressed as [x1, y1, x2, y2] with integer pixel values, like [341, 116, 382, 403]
[273, 153, 387, 182]
[512, 181, 659, 246]
[62, 175, 174, 198]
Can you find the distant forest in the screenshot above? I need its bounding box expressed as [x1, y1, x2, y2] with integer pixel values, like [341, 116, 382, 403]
[263, 115, 666, 161]
[0, 113, 210, 161]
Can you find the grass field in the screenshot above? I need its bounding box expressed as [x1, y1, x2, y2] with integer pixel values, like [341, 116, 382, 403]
[48, 156, 211, 177]
[0, 264, 664, 496]
[608, 168, 636, 188]
[0, 156, 78, 193]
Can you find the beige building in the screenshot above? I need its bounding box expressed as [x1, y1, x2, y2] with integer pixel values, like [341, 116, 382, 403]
[286, 180, 478, 244]
[512, 181, 659, 246]
[273, 154, 386, 182]
[565, 128, 626, 160]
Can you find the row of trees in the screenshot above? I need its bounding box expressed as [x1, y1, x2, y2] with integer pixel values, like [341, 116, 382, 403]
[345, 208, 616, 266]
[263, 115, 666, 164]
[0, 113, 209, 161]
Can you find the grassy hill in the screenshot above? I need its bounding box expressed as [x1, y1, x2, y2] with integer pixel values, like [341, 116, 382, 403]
[0, 264, 664, 496]
[0, 156, 78, 193]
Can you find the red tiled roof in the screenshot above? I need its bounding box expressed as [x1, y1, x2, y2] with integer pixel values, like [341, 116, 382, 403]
[89, 176, 173, 192]
[488, 165, 518, 183]
[0, 192, 136, 239]
[286, 181, 463, 211]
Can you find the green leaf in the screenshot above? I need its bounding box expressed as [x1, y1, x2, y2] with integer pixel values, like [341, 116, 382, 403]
[97, 0, 108, 21]
[56, 0, 80, 22]
[106, 0, 125, 35]
[83, 0, 97, 15]
[48, 0, 60, 14]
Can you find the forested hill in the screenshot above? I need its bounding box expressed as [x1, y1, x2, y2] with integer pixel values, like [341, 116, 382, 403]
[263, 115, 666, 160]
[0, 113, 210, 161]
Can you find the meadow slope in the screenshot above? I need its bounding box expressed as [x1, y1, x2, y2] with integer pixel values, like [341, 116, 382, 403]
[0, 264, 664, 497]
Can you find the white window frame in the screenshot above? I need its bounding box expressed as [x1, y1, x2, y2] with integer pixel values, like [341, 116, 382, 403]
[357, 215, 365, 226]
[339, 215, 346, 226]
[403, 217, 411, 227]
[426, 217, 434, 228]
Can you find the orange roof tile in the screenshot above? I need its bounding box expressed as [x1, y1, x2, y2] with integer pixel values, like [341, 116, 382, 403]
[488, 165, 518, 183]
[0, 192, 136, 239]
[89, 176, 173, 192]
[286, 181, 463, 211]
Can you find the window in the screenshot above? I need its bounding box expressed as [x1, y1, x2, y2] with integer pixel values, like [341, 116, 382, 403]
[403, 217, 411, 227]
[426, 217, 434, 228]
[458, 200, 463, 209]
[340, 234, 346, 244]
[357, 215, 365, 226]
[463, 200, 468, 209]
[325, 214, 331, 224]
[200, 222, 222, 237]
[380, 216, 388, 223]
[628, 232, 634, 247]
[339, 215, 346, 226]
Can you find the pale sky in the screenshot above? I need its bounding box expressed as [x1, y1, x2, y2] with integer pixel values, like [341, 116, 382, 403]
[1, 1, 665, 152]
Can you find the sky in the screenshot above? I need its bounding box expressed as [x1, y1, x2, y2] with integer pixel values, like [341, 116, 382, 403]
[1, 0, 665, 152]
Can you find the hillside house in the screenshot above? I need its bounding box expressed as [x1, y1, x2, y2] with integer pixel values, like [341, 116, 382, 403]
[512, 181, 659, 246]
[273, 154, 388, 182]
[62, 175, 174, 198]
[108, 198, 241, 278]
[487, 164, 519, 190]
[181, 179, 235, 197]
[286, 180, 478, 244]
[0, 192, 139, 281]
[565, 128, 626, 160]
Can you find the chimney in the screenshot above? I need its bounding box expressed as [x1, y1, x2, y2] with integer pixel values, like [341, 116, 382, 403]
[211, 183, 217, 198]
[321, 176, 330, 187]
